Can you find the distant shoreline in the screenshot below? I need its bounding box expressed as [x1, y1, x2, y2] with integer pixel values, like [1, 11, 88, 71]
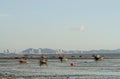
[0, 53, 120, 59]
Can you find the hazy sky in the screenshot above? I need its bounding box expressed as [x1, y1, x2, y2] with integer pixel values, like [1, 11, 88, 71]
[0, 0, 120, 51]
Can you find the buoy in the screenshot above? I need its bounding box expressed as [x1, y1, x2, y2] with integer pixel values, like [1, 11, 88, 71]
[70, 62, 77, 67]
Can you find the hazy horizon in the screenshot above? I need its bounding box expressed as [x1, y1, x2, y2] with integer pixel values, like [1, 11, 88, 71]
[0, 0, 120, 51]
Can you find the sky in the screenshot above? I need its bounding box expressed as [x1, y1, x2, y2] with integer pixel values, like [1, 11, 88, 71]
[0, 0, 120, 51]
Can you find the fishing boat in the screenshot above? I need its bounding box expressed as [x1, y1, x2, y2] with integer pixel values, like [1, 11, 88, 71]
[19, 57, 27, 64]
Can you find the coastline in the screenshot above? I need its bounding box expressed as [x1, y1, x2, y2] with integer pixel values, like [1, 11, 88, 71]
[0, 53, 120, 59]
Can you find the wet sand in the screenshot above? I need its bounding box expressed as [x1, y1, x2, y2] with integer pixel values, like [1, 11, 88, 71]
[0, 58, 120, 79]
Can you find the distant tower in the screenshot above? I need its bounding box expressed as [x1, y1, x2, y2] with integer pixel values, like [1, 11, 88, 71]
[57, 49, 63, 54]
[81, 50, 83, 54]
[3, 50, 6, 53]
[56, 49, 59, 54]
[7, 49, 9, 54]
[29, 48, 34, 54]
[61, 49, 64, 53]
[31, 48, 34, 54]
[14, 49, 16, 53]
[38, 48, 42, 54]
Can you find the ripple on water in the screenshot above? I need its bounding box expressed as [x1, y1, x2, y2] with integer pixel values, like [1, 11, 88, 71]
[0, 59, 120, 79]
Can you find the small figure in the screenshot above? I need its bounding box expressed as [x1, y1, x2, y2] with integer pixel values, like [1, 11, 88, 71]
[92, 54, 104, 61]
[40, 55, 48, 66]
[58, 54, 68, 63]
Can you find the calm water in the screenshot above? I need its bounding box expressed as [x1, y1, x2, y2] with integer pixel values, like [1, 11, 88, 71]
[0, 59, 120, 79]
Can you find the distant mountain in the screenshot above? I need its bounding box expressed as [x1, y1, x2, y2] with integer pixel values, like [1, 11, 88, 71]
[84, 49, 120, 54]
[21, 48, 120, 54]
[22, 48, 57, 54]
[1, 48, 120, 54]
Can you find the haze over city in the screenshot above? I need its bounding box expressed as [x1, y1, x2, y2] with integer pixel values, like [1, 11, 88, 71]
[0, 0, 120, 51]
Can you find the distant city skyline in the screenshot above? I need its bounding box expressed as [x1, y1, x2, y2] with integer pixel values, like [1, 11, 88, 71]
[0, 0, 120, 51]
[1, 48, 120, 54]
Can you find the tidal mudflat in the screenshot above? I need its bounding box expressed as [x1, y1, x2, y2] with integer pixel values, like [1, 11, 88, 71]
[0, 59, 120, 79]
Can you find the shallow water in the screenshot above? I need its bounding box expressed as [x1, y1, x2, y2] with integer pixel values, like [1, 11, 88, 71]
[0, 59, 120, 79]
